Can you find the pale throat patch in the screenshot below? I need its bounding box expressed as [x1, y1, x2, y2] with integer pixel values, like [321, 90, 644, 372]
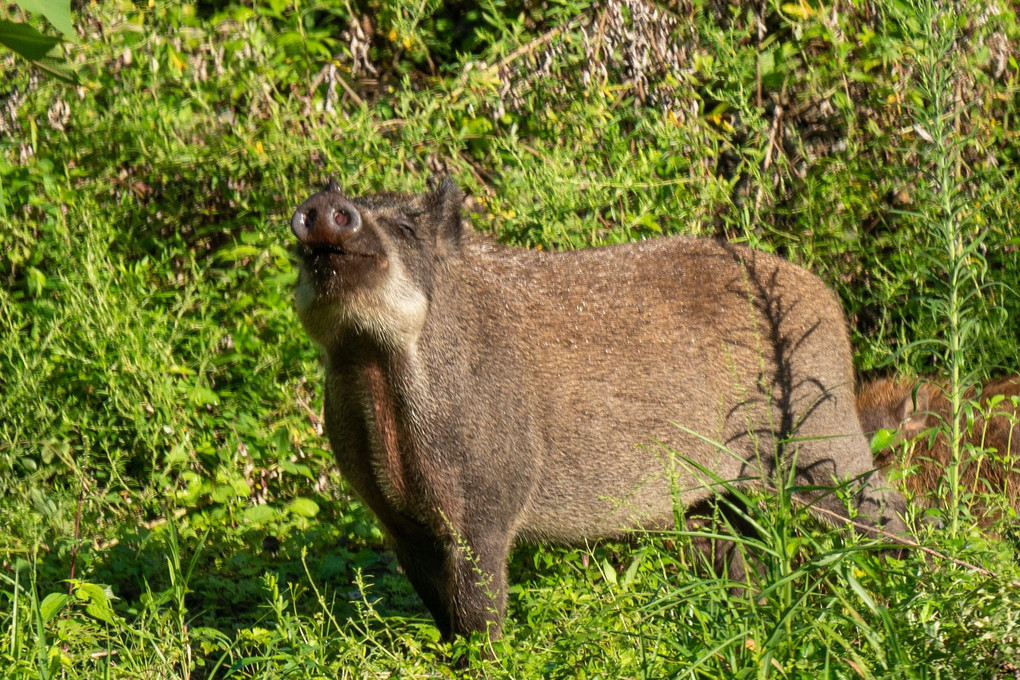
[296, 253, 429, 351]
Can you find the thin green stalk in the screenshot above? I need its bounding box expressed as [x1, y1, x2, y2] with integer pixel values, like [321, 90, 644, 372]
[0, 171, 7, 221]
[30, 560, 51, 680]
[909, 1, 975, 538]
[932, 53, 966, 537]
[10, 565, 20, 662]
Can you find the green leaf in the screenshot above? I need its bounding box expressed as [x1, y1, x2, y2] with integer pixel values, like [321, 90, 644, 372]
[210, 483, 243, 503]
[286, 497, 319, 518]
[621, 553, 643, 588]
[39, 592, 70, 622]
[190, 384, 220, 406]
[74, 582, 118, 624]
[215, 244, 261, 263]
[243, 505, 278, 523]
[600, 558, 617, 587]
[781, 1, 814, 19]
[0, 19, 60, 59]
[17, 0, 74, 37]
[279, 459, 314, 480]
[633, 213, 662, 233]
[869, 429, 898, 454]
[0, 18, 77, 83]
[845, 568, 878, 613]
[26, 266, 45, 296]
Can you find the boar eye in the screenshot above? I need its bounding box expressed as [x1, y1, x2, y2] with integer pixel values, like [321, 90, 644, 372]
[395, 220, 417, 239]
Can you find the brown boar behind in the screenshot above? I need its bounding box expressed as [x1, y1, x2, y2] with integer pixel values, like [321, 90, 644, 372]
[857, 376, 1020, 526]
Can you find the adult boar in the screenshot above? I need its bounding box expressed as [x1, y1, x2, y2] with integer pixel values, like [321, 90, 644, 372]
[290, 178, 907, 640]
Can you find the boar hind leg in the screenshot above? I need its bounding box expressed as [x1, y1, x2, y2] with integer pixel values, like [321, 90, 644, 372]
[392, 525, 511, 641]
[688, 500, 766, 590]
[851, 471, 909, 543]
[790, 432, 909, 541]
[803, 466, 909, 559]
[769, 336, 909, 541]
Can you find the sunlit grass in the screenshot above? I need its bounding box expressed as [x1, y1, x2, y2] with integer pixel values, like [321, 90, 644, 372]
[1, 0, 1019, 677]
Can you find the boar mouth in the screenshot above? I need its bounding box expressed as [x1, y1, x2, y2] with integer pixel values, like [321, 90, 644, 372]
[299, 243, 379, 261]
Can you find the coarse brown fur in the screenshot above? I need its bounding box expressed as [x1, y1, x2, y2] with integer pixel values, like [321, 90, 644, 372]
[857, 376, 1020, 526]
[290, 178, 908, 641]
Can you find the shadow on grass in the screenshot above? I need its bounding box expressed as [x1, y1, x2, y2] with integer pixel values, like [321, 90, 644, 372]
[22, 506, 434, 637]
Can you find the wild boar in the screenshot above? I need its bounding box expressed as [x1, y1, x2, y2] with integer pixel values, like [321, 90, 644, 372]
[857, 375, 1020, 525]
[290, 178, 908, 640]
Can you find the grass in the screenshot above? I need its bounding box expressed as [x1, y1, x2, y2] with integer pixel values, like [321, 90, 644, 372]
[1, 0, 1020, 677]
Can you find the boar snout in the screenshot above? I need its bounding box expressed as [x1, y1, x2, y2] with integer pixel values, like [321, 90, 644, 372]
[291, 189, 362, 248]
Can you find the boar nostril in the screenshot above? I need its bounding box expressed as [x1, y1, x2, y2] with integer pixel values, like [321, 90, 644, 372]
[291, 209, 307, 238]
[292, 192, 361, 243]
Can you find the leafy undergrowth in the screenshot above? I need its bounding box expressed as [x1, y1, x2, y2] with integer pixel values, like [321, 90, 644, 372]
[1, 0, 1019, 677]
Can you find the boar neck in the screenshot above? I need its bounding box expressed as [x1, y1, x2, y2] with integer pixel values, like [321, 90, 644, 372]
[325, 333, 424, 512]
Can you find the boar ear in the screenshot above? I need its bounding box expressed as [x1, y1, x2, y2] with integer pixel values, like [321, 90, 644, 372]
[325, 178, 342, 193]
[428, 177, 465, 253]
[897, 384, 931, 436]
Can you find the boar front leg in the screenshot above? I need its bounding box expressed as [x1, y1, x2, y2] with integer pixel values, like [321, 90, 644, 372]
[391, 522, 512, 641]
[389, 523, 458, 640]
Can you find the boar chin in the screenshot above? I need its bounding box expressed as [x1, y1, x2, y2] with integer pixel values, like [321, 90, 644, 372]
[298, 248, 388, 296]
[295, 255, 427, 351]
